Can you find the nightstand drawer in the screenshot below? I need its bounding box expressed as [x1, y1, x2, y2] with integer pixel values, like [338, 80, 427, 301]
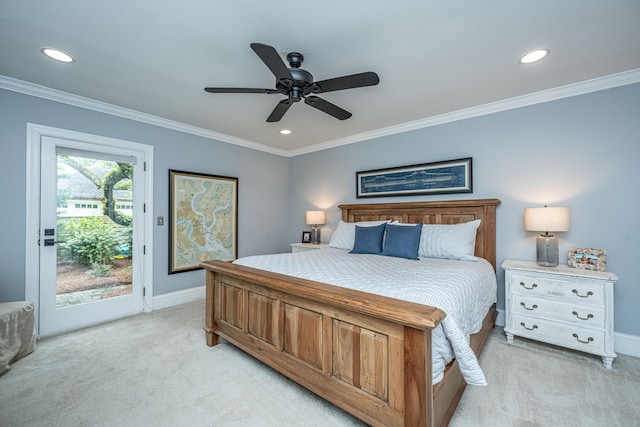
[513, 296, 605, 328]
[512, 314, 605, 353]
[512, 273, 604, 304]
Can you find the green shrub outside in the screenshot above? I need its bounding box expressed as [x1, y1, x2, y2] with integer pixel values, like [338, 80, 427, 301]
[57, 216, 122, 271]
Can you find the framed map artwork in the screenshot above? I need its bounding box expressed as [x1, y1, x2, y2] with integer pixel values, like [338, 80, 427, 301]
[169, 170, 238, 274]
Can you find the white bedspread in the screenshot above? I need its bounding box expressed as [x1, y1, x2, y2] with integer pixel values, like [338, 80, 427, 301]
[234, 247, 497, 386]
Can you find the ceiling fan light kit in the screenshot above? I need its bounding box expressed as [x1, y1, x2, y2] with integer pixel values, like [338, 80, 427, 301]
[205, 43, 379, 122]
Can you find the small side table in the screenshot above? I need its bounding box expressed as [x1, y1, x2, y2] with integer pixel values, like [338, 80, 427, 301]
[502, 259, 617, 368]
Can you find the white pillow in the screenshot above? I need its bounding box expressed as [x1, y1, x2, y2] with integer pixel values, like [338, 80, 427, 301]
[418, 219, 481, 261]
[329, 220, 391, 250]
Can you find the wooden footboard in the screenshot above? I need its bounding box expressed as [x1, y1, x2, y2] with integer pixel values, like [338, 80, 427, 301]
[202, 260, 497, 426]
[202, 260, 448, 426]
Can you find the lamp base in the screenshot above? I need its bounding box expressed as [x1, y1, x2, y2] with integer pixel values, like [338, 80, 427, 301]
[536, 234, 558, 267]
[310, 226, 321, 244]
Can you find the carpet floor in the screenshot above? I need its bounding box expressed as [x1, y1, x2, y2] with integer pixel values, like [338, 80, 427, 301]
[1, 299, 638, 426]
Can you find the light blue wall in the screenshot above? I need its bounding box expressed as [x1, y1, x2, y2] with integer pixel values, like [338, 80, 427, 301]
[2, 82, 639, 337]
[289, 83, 640, 336]
[0, 88, 290, 301]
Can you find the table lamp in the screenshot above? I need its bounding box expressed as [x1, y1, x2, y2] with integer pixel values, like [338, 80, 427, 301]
[524, 206, 570, 267]
[306, 210, 326, 244]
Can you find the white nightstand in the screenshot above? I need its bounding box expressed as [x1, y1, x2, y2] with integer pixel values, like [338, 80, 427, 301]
[290, 243, 328, 253]
[502, 259, 618, 369]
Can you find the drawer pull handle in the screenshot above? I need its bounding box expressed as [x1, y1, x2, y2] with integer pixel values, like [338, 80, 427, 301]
[572, 311, 594, 321]
[519, 281, 538, 290]
[572, 333, 594, 344]
[520, 322, 538, 331]
[572, 289, 593, 298]
[520, 302, 538, 311]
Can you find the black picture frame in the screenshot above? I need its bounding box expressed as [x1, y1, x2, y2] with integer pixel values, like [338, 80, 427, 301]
[169, 169, 238, 274]
[301, 231, 311, 243]
[356, 157, 472, 198]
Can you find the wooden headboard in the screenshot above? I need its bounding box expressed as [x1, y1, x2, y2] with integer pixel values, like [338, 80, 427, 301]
[338, 198, 501, 270]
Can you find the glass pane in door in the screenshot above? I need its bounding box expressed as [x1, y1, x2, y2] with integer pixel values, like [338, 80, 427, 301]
[55, 154, 133, 308]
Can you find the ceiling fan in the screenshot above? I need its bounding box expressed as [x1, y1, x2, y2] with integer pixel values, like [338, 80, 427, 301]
[204, 43, 380, 122]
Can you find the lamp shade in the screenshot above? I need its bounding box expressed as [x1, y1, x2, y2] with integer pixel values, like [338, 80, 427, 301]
[306, 210, 326, 225]
[524, 206, 570, 232]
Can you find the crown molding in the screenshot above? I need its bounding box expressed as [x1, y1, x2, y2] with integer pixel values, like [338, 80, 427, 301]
[0, 75, 289, 157]
[288, 68, 640, 157]
[3, 69, 640, 159]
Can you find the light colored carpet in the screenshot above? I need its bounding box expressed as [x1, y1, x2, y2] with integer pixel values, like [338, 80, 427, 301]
[0, 299, 638, 426]
[451, 328, 640, 427]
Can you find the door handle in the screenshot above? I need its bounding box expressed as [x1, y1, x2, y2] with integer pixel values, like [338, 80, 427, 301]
[42, 239, 65, 246]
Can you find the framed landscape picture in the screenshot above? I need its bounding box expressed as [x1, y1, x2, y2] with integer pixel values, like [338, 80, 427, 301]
[169, 170, 238, 274]
[356, 157, 472, 198]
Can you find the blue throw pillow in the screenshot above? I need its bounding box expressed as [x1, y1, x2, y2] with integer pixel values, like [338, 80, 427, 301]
[380, 223, 423, 260]
[350, 223, 386, 254]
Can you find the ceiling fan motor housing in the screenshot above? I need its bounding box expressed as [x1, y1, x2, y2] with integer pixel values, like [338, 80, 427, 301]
[277, 59, 314, 102]
[289, 68, 313, 85]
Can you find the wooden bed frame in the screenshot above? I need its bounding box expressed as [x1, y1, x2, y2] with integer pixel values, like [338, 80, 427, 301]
[201, 199, 500, 426]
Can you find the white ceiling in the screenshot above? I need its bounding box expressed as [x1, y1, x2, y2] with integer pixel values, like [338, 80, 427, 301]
[1, 1, 640, 155]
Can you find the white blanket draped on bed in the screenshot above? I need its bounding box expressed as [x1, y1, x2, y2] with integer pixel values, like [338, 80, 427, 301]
[234, 247, 497, 386]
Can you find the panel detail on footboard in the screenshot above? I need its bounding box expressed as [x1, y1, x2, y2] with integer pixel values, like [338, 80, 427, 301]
[333, 320, 389, 401]
[248, 291, 277, 347]
[220, 283, 243, 330]
[283, 304, 324, 370]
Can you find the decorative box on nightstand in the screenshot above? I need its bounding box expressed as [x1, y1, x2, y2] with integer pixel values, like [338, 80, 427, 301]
[290, 243, 328, 253]
[502, 259, 618, 369]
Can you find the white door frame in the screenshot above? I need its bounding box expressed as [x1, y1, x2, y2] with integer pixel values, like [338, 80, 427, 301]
[25, 123, 154, 336]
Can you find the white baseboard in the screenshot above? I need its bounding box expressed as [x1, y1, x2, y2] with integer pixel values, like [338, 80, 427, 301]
[152, 285, 205, 310]
[494, 308, 640, 357]
[614, 332, 640, 358]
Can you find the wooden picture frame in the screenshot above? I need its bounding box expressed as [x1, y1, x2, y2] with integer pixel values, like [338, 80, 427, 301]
[301, 231, 311, 243]
[567, 247, 606, 271]
[169, 169, 238, 274]
[356, 157, 472, 198]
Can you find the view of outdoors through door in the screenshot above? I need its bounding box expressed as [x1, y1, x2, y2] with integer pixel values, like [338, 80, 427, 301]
[55, 154, 133, 307]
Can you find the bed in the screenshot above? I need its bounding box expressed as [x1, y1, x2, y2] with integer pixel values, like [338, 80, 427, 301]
[201, 198, 500, 426]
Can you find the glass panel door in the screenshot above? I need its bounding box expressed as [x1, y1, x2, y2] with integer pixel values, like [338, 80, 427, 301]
[39, 136, 144, 336]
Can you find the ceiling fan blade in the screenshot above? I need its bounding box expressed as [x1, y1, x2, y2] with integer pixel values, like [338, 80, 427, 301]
[250, 43, 293, 85]
[304, 96, 352, 120]
[311, 71, 380, 94]
[266, 99, 293, 122]
[204, 87, 280, 94]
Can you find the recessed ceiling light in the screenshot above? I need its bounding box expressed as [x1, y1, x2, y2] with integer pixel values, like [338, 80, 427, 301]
[519, 49, 549, 64]
[41, 48, 74, 63]
[280, 129, 292, 135]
